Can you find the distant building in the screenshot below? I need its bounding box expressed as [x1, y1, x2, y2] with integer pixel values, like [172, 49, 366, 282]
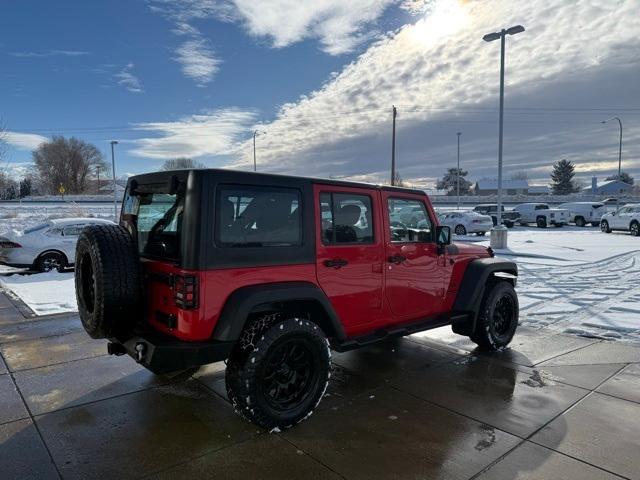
[474, 179, 529, 195]
[583, 177, 633, 196]
[527, 185, 550, 195]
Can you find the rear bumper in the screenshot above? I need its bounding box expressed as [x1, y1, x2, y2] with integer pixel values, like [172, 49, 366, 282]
[109, 332, 235, 374]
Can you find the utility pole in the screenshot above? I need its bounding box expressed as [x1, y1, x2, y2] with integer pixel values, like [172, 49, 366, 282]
[110, 140, 118, 220]
[601, 117, 623, 178]
[456, 132, 462, 209]
[391, 105, 397, 186]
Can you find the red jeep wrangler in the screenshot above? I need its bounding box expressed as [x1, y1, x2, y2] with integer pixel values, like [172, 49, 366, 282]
[75, 169, 518, 429]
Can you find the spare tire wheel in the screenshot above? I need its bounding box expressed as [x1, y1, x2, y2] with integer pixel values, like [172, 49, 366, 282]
[75, 225, 142, 339]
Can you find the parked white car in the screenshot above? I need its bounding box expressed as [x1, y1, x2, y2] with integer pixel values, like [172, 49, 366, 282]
[513, 203, 569, 228]
[437, 211, 494, 236]
[558, 202, 606, 227]
[390, 204, 427, 227]
[0, 218, 114, 272]
[600, 204, 640, 236]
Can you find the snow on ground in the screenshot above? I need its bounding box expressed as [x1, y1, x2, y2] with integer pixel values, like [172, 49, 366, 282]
[0, 271, 77, 315]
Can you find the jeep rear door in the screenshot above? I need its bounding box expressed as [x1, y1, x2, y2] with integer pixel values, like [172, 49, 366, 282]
[383, 192, 445, 321]
[314, 185, 384, 331]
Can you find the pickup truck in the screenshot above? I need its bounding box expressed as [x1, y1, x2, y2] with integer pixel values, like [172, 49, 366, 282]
[472, 204, 520, 228]
[513, 203, 569, 228]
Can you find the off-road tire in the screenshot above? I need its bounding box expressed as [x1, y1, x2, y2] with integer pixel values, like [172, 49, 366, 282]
[36, 251, 67, 272]
[470, 281, 519, 351]
[226, 317, 330, 430]
[575, 216, 586, 227]
[601, 220, 611, 233]
[536, 217, 547, 228]
[630, 221, 640, 237]
[454, 224, 467, 236]
[74, 225, 142, 339]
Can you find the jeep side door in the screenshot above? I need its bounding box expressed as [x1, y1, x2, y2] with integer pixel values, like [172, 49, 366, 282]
[383, 192, 445, 321]
[314, 185, 384, 332]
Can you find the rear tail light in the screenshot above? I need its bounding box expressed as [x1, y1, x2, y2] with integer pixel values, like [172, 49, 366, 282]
[0, 241, 21, 248]
[173, 274, 198, 309]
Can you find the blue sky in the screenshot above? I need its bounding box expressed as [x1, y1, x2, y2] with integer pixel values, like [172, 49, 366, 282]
[1, 0, 639, 187]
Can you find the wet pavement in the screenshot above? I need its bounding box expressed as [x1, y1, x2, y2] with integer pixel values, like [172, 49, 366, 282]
[1, 291, 639, 479]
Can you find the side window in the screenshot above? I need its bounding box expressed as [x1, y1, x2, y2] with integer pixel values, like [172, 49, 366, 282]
[388, 198, 432, 243]
[216, 185, 301, 247]
[320, 192, 374, 245]
[45, 228, 63, 237]
[62, 225, 84, 237]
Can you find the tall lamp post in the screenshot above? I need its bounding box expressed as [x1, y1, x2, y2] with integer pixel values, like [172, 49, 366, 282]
[110, 140, 118, 220]
[253, 130, 266, 172]
[601, 117, 623, 178]
[483, 24, 525, 248]
[456, 132, 462, 209]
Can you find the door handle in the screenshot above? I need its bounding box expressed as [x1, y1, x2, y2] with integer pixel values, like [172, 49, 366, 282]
[388, 254, 406, 264]
[324, 258, 348, 268]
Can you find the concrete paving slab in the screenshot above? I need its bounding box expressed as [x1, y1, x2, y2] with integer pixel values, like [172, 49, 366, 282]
[477, 441, 621, 480]
[284, 386, 520, 480]
[0, 374, 29, 425]
[0, 419, 59, 480]
[0, 315, 82, 344]
[14, 354, 168, 415]
[538, 342, 640, 366]
[536, 363, 626, 391]
[411, 326, 597, 367]
[36, 379, 256, 479]
[148, 435, 341, 479]
[531, 392, 640, 479]
[393, 358, 588, 438]
[1, 330, 105, 372]
[596, 363, 640, 404]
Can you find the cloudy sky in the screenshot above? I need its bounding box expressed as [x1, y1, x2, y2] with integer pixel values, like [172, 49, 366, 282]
[1, 0, 639, 187]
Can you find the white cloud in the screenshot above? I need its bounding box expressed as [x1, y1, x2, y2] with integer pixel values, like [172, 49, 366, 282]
[174, 38, 220, 86]
[129, 108, 257, 159]
[9, 50, 90, 58]
[226, 0, 640, 185]
[114, 63, 144, 93]
[3, 132, 48, 150]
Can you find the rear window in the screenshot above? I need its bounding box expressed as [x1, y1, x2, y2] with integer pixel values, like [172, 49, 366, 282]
[24, 222, 50, 234]
[216, 185, 301, 247]
[123, 190, 184, 259]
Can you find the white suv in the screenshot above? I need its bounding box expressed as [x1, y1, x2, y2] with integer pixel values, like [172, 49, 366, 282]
[600, 204, 640, 236]
[558, 202, 606, 227]
[513, 203, 569, 228]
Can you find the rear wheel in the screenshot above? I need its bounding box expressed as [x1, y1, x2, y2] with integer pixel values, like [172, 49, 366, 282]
[601, 220, 611, 233]
[36, 251, 67, 272]
[226, 317, 330, 430]
[575, 216, 586, 227]
[454, 224, 467, 236]
[631, 221, 640, 237]
[470, 281, 519, 350]
[536, 217, 547, 228]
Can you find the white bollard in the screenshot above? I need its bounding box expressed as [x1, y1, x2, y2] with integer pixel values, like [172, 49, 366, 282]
[490, 225, 508, 249]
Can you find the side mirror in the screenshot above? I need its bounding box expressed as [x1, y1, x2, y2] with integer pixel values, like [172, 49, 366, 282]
[436, 225, 451, 246]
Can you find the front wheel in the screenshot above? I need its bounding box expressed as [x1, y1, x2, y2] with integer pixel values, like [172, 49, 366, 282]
[601, 220, 611, 233]
[575, 216, 586, 227]
[454, 224, 467, 236]
[470, 281, 519, 350]
[226, 317, 330, 430]
[631, 221, 640, 237]
[536, 217, 547, 228]
[36, 251, 67, 272]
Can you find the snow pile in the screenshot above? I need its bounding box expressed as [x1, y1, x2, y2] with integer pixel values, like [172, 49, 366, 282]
[0, 272, 77, 315]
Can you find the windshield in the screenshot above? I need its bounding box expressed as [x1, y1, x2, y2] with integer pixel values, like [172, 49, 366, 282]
[123, 188, 184, 260]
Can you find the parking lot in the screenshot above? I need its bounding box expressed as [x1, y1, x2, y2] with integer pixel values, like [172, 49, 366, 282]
[1, 288, 639, 479]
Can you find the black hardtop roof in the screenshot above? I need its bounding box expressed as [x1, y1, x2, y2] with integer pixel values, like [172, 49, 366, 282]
[127, 168, 426, 196]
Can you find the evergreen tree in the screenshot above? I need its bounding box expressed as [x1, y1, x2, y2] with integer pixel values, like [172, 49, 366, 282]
[437, 168, 472, 195]
[550, 159, 579, 195]
[19, 178, 32, 198]
[605, 171, 634, 185]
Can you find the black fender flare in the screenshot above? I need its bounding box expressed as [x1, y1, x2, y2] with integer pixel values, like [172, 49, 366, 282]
[451, 258, 518, 336]
[211, 281, 346, 342]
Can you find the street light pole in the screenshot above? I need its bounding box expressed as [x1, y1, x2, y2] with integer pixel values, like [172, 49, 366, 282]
[483, 24, 525, 248]
[456, 132, 461, 209]
[110, 140, 118, 220]
[601, 117, 623, 178]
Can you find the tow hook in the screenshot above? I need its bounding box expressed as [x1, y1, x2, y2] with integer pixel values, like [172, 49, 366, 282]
[134, 342, 147, 363]
[107, 342, 127, 356]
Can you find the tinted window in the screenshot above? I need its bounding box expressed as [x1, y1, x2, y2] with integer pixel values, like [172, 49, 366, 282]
[320, 192, 373, 244]
[535, 204, 549, 210]
[62, 225, 84, 236]
[388, 198, 432, 243]
[24, 223, 50, 234]
[217, 185, 301, 247]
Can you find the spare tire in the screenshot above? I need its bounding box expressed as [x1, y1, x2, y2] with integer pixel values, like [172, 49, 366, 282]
[75, 225, 142, 339]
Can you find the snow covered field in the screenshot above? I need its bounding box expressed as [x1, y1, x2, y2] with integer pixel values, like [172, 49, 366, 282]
[1, 203, 639, 344]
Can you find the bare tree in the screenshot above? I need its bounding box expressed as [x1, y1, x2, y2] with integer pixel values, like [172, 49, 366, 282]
[32, 136, 107, 194]
[161, 157, 206, 171]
